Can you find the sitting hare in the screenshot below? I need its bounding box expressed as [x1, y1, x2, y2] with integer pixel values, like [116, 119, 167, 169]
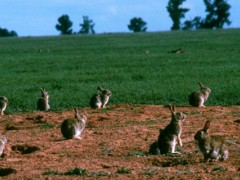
[194, 120, 229, 162]
[0, 96, 8, 115]
[0, 134, 7, 157]
[90, 86, 111, 109]
[61, 108, 87, 140]
[37, 88, 50, 111]
[156, 104, 186, 154]
[189, 82, 211, 107]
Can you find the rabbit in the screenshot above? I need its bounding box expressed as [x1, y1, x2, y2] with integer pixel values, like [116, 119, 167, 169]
[37, 88, 50, 111]
[90, 86, 111, 109]
[157, 104, 186, 154]
[189, 82, 211, 107]
[61, 108, 87, 140]
[194, 120, 229, 162]
[0, 96, 8, 115]
[0, 134, 7, 157]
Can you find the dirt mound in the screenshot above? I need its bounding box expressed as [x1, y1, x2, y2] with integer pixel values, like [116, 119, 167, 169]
[0, 104, 239, 179]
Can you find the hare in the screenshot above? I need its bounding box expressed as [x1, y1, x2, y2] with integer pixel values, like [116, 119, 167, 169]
[0, 134, 7, 157]
[189, 82, 211, 107]
[61, 108, 87, 140]
[90, 86, 111, 109]
[37, 88, 50, 111]
[156, 104, 186, 154]
[0, 96, 8, 115]
[194, 120, 229, 162]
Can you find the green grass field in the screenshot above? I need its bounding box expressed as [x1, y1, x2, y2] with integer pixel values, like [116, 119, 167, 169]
[0, 29, 239, 112]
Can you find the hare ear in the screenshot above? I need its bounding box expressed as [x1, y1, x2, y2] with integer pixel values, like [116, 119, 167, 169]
[168, 104, 175, 113]
[168, 104, 175, 112]
[198, 82, 204, 88]
[40, 87, 45, 93]
[97, 86, 103, 91]
[203, 120, 210, 131]
[73, 108, 78, 113]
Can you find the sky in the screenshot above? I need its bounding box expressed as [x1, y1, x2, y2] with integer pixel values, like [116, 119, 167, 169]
[0, 0, 239, 37]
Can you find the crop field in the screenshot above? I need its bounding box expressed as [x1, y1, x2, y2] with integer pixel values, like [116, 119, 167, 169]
[0, 29, 240, 112]
[0, 29, 240, 179]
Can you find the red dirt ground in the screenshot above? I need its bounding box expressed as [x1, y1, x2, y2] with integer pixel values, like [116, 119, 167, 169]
[0, 104, 239, 179]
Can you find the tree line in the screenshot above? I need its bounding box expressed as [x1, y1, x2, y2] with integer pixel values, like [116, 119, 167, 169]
[55, 0, 231, 35]
[0, 0, 232, 37]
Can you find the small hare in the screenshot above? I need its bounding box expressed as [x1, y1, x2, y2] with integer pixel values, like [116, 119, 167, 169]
[168, 48, 185, 54]
[37, 88, 50, 111]
[90, 86, 111, 109]
[189, 82, 211, 107]
[156, 104, 186, 154]
[0, 96, 8, 115]
[0, 134, 7, 157]
[194, 120, 229, 162]
[61, 108, 87, 140]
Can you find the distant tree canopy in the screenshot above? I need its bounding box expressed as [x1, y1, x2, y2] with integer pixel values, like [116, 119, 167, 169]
[79, 16, 95, 34]
[128, 17, 147, 32]
[183, 0, 231, 30]
[0, 27, 17, 37]
[201, 0, 231, 29]
[55, 15, 73, 35]
[167, 0, 189, 30]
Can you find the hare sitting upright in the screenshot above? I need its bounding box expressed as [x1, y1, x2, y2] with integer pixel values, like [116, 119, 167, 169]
[90, 86, 111, 109]
[37, 88, 50, 111]
[194, 120, 229, 162]
[0, 134, 7, 157]
[157, 104, 186, 154]
[0, 96, 8, 115]
[61, 108, 87, 140]
[189, 82, 211, 107]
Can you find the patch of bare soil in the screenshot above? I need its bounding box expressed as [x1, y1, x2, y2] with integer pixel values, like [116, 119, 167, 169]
[0, 104, 239, 179]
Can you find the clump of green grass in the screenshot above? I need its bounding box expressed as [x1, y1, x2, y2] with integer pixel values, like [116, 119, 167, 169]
[126, 151, 146, 157]
[141, 170, 154, 177]
[43, 168, 109, 177]
[125, 120, 157, 126]
[43, 171, 60, 176]
[64, 168, 87, 176]
[211, 165, 226, 172]
[89, 171, 109, 177]
[39, 122, 55, 130]
[116, 167, 131, 174]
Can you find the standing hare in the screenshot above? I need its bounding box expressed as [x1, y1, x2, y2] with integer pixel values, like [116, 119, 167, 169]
[194, 120, 229, 162]
[37, 88, 50, 111]
[189, 82, 211, 107]
[0, 134, 7, 157]
[0, 96, 8, 115]
[90, 86, 111, 109]
[61, 108, 87, 140]
[156, 104, 186, 154]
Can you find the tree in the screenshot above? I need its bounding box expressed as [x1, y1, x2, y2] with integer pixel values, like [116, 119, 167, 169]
[182, 16, 201, 30]
[0, 27, 17, 37]
[79, 16, 95, 34]
[128, 17, 147, 32]
[167, 0, 189, 30]
[201, 0, 231, 29]
[55, 15, 73, 35]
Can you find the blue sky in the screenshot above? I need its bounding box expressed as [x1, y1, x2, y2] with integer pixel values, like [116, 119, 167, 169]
[0, 0, 239, 36]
